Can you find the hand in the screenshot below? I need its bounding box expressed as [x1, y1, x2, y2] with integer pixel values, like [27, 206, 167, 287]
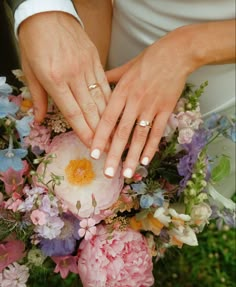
[18, 11, 111, 146]
[90, 26, 199, 178]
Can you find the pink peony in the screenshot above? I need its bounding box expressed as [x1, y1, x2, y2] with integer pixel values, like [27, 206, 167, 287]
[37, 132, 123, 219]
[77, 225, 154, 287]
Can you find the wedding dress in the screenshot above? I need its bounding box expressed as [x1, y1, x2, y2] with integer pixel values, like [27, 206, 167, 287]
[108, 0, 235, 197]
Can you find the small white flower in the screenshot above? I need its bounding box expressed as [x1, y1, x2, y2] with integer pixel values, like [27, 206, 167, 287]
[154, 207, 171, 226]
[169, 225, 198, 246]
[1, 262, 29, 287]
[190, 202, 212, 226]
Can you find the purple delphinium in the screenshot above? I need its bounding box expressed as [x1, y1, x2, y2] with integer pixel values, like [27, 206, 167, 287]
[40, 214, 81, 256]
[177, 129, 210, 191]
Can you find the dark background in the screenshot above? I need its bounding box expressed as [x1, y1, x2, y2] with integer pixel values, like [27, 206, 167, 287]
[0, 0, 20, 86]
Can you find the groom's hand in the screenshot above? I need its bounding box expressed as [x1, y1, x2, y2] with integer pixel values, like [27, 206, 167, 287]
[18, 11, 111, 146]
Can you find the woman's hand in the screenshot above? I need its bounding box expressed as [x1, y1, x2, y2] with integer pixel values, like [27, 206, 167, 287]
[19, 11, 111, 146]
[91, 20, 235, 178]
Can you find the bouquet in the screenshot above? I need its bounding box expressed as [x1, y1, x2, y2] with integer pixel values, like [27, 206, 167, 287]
[0, 71, 235, 287]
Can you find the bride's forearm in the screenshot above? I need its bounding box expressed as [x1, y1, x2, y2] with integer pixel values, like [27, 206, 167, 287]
[73, 0, 113, 67]
[163, 20, 236, 76]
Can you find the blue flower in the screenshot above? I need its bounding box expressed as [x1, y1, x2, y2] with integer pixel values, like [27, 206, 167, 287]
[0, 148, 27, 172]
[0, 97, 18, 118]
[140, 189, 165, 208]
[0, 77, 12, 96]
[131, 182, 147, 194]
[140, 194, 153, 208]
[16, 116, 34, 139]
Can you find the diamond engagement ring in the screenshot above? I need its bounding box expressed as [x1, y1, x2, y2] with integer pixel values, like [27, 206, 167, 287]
[88, 83, 99, 91]
[136, 120, 152, 128]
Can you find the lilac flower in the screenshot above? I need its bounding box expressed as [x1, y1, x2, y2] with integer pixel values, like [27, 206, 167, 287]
[177, 129, 209, 190]
[40, 237, 76, 256]
[39, 195, 59, 217]
[40, 214, 81, 256]
[0, 97, 18, 118]
[0, 77, 12, 96]
[35, 216, 64, 239]
[0, 148, 27, 172]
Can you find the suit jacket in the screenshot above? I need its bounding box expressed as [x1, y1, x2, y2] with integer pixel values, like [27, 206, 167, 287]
[6, 0, 26, 13]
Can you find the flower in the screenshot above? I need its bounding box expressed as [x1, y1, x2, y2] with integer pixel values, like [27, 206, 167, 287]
[52, 255, 79, 279]
[0, 241, 25, 272]
[78, 218, 97, 240]
[77, 225, 154, 287]
[0, 161, 28, 195]
[30, 209, 47, 225]
[37, 132, 123, 218]
[1, 262, 29, 287]
[0, 97, 18, 118]
[190, 202, 212, 227]
[0, 77, 12, 96]
[0, 148, 27, 172]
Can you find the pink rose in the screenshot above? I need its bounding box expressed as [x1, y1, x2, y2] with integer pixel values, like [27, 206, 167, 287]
[77, 225, 154, 287]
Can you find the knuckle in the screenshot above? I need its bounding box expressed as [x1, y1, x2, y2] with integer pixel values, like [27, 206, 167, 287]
[48, 67, 64, 85]
[101, 113, 117, 128]
[116, 121, 133, 140]
[65, 109, 81, 121]
[108, 151, 122, 163]
[134, 128, 149, 141]
[82, 102, 98, 115]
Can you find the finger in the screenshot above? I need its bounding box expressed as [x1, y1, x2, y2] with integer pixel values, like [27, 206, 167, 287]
[90, 84, 127, 160]
[122, 117, 154, 178]
[140, 112, 170, 166]
[22, 61, 48, 122]
[93, 59, 111, 103]
[50, 83, 94, 146]
[70, 76, 100, 132]
[103, 103, 137, 178]
[85, 66, 107, 116]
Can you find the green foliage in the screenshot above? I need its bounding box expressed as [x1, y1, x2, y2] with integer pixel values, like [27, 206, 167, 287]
[211, 155, 231, 183]
[152, 222, 236, 287]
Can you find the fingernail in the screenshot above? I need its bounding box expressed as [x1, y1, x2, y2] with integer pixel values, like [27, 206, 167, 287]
[104, 167, 115, 177]
[141, 157, 149, 166]
[90, 149, 100, 159]
[123, 168, 133, 179]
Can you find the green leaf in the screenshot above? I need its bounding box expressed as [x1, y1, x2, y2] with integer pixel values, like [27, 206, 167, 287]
[211, 155, 231, 182]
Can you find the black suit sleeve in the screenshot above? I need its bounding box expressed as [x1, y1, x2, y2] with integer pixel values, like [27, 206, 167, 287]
[6, 0, 26, 14]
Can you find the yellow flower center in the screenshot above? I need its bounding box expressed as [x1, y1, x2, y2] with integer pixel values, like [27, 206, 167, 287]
[65, 158, 95, 186]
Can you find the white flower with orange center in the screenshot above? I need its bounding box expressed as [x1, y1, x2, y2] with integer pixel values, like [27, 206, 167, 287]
[37, 132, 123, 219]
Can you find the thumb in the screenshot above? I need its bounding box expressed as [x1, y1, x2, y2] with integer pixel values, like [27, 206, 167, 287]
[22, 61, 48, 122]
[106, 57, 137, 83]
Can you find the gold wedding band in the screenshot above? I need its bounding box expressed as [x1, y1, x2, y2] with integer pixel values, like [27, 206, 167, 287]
[88, 83, 99, 91]
[136, 120, 152, 128]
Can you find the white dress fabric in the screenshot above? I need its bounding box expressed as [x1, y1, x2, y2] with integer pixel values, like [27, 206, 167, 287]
[108, 0, 235, 197]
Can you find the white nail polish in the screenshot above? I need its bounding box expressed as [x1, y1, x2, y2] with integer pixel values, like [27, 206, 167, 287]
[123, 168, 133, 179]
[90, 149, 100, 159]
[141, 157, 149, 166]
[104, 167, 115, 177]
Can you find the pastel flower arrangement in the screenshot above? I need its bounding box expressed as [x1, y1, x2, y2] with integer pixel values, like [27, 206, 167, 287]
[0, 72, 235, 287]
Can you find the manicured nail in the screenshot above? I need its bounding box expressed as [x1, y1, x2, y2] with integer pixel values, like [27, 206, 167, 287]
[123, 168, 133, 179]
[90, 149, 100, 159]
[141, 157, 149, 166]
[104, 167, 115, 177]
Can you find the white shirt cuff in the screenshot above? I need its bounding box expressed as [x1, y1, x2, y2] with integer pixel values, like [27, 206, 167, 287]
[14, 0, 84, 36]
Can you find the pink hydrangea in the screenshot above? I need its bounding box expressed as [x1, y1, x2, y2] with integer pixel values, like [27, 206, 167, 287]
[24, 122, 51, 154]
[37, 132, 123, 219]
[77, 225, 154, 287]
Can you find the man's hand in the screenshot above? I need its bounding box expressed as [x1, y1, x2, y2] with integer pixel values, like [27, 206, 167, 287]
[19, 11, 111, 146]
